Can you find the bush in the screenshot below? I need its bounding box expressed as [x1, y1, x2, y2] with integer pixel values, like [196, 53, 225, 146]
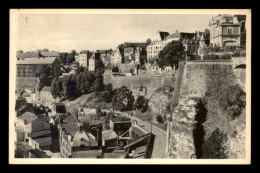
[203, 54, 220, 60]
[112, 86, 135, 112]
[156, 115, 164, 124]
[135, 95, 148, 112]
[220, 54, 231, 59]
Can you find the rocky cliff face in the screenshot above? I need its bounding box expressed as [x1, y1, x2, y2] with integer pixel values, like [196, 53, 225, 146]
[149, 87, 174, 122]
[166, 60, 246, 159]
[167, 100, 197, 159]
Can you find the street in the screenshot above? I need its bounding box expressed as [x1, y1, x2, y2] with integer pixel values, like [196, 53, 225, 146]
[115, 111, 167, 159]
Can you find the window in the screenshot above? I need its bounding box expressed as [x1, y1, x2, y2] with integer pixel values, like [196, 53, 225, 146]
[241, 21, 245, 32]
[228, 29, 233, 35]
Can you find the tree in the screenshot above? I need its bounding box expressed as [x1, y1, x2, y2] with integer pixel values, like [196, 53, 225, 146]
[51, 77, 63, 99]
[59, 53, 67, 64]
[112, 86, 134, 111]
[157, 40, 186, 69]
[96, 108, 103, 119]
[71, 50, 77, 56]
[42, 48, 49, 52]
[62, 74, 77, 100]
[146, 38, 152, 44]
[76, 71, 96, 95]
[35, 64, 52, 91]
[134, 95, 148, 112]
[95, 59, 105, 72]
[66, 53, 75, 64]
[92, 71, 104, 93]
[35, 64, 51, 78]
[202, 128, 228, 159]
[76, 66, 85, 75]
[100, 83, 113, 103]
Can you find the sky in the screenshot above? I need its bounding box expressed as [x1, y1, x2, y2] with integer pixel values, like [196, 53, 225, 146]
[15, 14, 213, 53]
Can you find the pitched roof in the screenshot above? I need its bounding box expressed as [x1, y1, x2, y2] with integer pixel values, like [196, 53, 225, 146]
[31, 136, 52, 146]
[158, 31, 170, 40]
[111, 116, 131, 123]
[131, 126, 149, 137]
[41, 86, 52, 92]
[17, 52, 40, 59]
[60, 116, 79, 137]
[164, 32, 196, 41]
[17, 57, 57, 65]
[164, 32, 180, 40]
[123, 133, 151, 149]
[72, 131, 92, 147]
[102, 130, 118, 141]
[29, 148, 50, 158]
[30, 130, 52, 138]
[18, 112, 38, 124]
[15, 99, 27, 110]
[72, 150, 99, 158]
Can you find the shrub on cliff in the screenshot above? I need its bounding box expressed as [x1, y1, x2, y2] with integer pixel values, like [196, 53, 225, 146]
[112, 86, 134, 111]
[219, 84, 246, 119]
[156, 115, 164, 124]
[202, 128, 228, 159]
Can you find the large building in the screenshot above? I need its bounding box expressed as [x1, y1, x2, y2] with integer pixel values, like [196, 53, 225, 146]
[146, 31, 199, 62]
[17, 50, 60, 60]
[146, 31, 170, 62]
[209, 14, 242, 47]
[110, 47, 122, 65]
[16, 57, 61, 90]
[77, 51, 93, 67]
[88, 52, 101, 72]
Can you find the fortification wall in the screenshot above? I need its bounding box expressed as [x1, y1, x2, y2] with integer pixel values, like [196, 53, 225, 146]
[166, 60, 246, 159]
[103, 74, 176, 99]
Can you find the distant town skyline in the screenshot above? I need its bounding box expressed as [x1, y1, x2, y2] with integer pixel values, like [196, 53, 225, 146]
[15, 14, 214, 52]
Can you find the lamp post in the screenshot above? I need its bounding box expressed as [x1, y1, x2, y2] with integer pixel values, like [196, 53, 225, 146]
[150, 114, 152, 134]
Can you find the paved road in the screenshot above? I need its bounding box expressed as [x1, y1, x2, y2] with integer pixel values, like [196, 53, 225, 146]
[115, 111, 167, 159]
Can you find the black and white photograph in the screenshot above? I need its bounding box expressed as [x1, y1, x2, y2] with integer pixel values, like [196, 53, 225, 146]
[9, 9, 251, 164]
